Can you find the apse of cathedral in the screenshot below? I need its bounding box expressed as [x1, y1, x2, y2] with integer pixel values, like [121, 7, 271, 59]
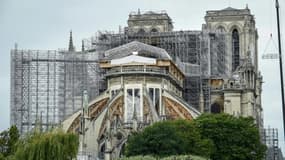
[62, 6, 263, 160]
[63, 41, 200, 159]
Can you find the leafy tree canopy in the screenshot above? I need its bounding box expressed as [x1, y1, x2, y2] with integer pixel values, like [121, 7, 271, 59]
[118, 155, 207, 160]
[125, 114, 266, 160]
[0, 125, 19, 157]
[0, 153, 4, 160]
[194, 113, 267, 160]
[125, 119, 214, 158]
[14, 130, 79, 160]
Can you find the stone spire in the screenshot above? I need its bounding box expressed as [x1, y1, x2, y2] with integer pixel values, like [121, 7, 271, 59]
[68, 30, 75, 52]
[81, 40, 85, 52]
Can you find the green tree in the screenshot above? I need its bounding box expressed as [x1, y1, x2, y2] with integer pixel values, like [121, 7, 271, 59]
[7, 126, 19, 155]
[125, 120, 213, 158]
[0, 153, 4, 160]
[118, 155, 207, 160]
[194, 114, 267, 160]
[0, 130, 9, 156]
[0, 125, 19, 157]
[14, 130, 79, 160]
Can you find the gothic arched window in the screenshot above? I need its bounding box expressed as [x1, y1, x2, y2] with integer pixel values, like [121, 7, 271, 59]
[137, 28, 146, 34]
[232, 29, 240, 71]
[216, 26, 226, 75]
[150, 28, 158, 33]
[216, 26, 226, 33]
[211, 102, 222, 113]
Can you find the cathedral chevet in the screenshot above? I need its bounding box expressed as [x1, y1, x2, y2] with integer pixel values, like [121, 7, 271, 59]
[62, 41, 201, 159]
[56, 6, 264, 160]
[11, 6, 264, 138]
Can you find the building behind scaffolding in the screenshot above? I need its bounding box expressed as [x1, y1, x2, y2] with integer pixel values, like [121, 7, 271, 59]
[84, 7, 263, 125]
[262, 128, 284, 160]
[10, 33, 106, 133]
[10, 6, 263, 134]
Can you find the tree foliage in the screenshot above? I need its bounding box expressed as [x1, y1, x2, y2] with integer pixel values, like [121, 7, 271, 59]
[14, 130, 79, 160]
[118, 155, 207, 160]
[194, 114, 267, 160]
[0, 125, 79, 160]
[125, 119, 214, 158]
[125, 114, 266, 160]
[0, 153, 4, 160]
[0, 125, 19, 157]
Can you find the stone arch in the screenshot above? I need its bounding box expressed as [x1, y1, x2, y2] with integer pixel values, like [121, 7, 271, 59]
[163, 97, 194, 120]
[98, 141, 106, 159]
[119, 143, 126, 157]
[210, 102, 222, 113]
[88, 98, 109, 119]
[98, 95, 123, 139]
[137, 28, 146, 34]
[216, 26, 226, 33]
[228, 23, 243, 33]
[115, 131, 128, 158]
[66, 113, 81, 133]
[214, 23, 227, 33]
[150, 27, 159, 33]
[230, 81, 234, 88]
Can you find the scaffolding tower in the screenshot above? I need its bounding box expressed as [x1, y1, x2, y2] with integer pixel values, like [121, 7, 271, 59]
[261, 127, 283, 160]
[10, 49, 104, 134]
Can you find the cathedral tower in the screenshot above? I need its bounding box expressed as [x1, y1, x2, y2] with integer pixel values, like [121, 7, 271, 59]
[127, 10, 173, 34]
[204, 6, 258, 73]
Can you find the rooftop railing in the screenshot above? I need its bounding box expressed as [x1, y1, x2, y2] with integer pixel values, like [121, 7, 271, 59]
[106, 65, 183, 86]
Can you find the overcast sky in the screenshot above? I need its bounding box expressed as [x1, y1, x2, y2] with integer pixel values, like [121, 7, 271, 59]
[1, 0, 285, 153]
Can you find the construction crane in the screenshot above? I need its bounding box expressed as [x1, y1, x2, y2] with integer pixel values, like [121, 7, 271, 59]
[262, 0, 284, 155]
[275, 0, 285, 143]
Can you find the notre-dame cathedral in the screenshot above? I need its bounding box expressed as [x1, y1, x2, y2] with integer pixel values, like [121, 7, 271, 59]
[56, 6, 264, 159]
[88, 6, 263, 127]
[11, 6, 263, 146]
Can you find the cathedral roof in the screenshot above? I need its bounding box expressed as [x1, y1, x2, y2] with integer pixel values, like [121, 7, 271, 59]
[110, 55, 156, 65]
[104, 41, 172, 60]
[222, 7, 238, 11]
[145, 11, 158, 14]
[206, 6, 251, 16]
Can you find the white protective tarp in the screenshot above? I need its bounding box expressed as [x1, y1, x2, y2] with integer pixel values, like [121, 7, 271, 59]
[111, 55, 156, 65]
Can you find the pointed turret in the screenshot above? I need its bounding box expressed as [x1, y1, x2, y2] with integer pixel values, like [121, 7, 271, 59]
[81, 40, 85, 52]
[68, 30, 75, 52]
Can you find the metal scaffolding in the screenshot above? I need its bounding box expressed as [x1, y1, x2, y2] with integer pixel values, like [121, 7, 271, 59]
[261, 127, 284, 160]
[10, 29, 229, 134]
[10, 49, 104, 134]
[85, 30, 229, 111]
[11, 12, 231, 134]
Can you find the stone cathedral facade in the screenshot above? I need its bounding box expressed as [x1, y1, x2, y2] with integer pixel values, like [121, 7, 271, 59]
[60, 6, 263, 160]
[203, 7, 263, 128]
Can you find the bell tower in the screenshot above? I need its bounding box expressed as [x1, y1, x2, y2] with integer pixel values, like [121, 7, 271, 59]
[127, 10, 173, 34]
[204, 6, 258, 73]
